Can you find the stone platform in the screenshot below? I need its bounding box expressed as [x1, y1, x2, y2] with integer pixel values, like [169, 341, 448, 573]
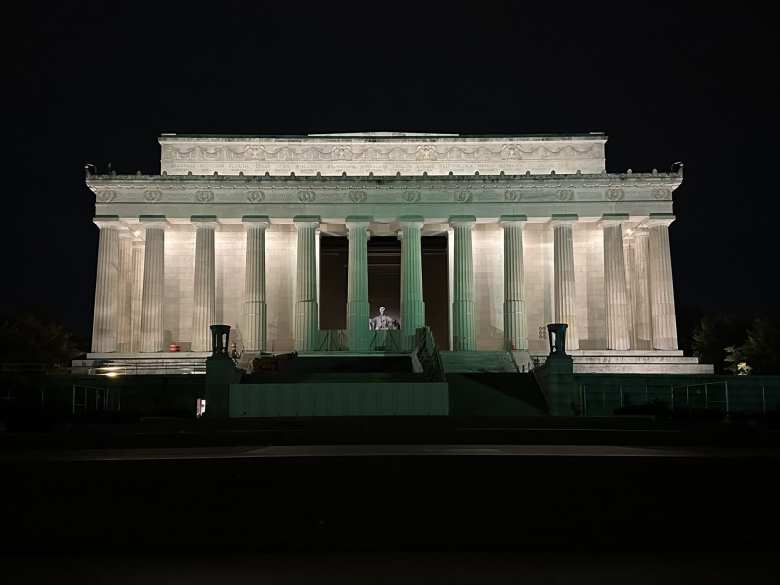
[74, 348, 712, 377]
[74, 352, 210, 376]
[531, 349, 713, 374]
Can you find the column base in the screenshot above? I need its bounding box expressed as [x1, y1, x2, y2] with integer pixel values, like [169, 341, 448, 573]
[503, 300, 528, 351]
[347, 301, 370, 352]
[652, 337, 678, 351]
[452, 300, 475, 351]
[243, 302, 267, 352]
[295, 301, 320, 352]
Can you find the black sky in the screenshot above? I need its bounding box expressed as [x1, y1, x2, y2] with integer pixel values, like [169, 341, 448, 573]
[5, 1, 777, 340]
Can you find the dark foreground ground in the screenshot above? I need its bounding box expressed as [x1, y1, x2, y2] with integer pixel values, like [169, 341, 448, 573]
[2, 416, 779, 583]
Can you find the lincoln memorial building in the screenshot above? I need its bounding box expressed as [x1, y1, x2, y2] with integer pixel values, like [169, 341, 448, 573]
[85, 132, 710, 374]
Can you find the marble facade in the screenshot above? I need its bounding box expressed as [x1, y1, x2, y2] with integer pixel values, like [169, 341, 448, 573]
[87, 132, 701, 371]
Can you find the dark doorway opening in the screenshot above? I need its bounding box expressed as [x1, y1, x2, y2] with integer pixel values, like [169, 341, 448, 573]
[318, 234, 449, 348]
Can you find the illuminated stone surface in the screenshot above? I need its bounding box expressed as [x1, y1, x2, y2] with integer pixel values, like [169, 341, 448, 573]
[241, 216, 269, 352]
[346, 217, 371, 351]
[501, 216, 528, 351]
[552, 215, 579, 350]
[91, 217, 120, 352]
[450, 216, 476, 351]
[191, 216, 217, 352]
[294, 217, 320, 351]
[139, 218, 167, 353]
[601, 215, 631, 351]
[85, 132, 708, 373]
[399, 216, 426, 350]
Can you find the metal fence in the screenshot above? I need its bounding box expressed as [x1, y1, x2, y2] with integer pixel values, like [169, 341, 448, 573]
[579, 380, 780, 417]
[82, 360, 207, 376]
[72, 384, 121, 415]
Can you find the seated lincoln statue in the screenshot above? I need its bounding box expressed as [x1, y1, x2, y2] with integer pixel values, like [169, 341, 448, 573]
[368, 306, 398, 330]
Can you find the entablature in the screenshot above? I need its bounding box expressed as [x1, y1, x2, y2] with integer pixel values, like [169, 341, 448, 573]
[158, 133, 607, 176]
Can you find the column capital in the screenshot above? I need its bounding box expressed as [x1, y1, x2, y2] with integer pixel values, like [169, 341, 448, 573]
[644, 213, 675, 228]
[550, 214, 578, 227]
[138, 215, 169, 230]
[118, 228, 134, 241]
[345, 215, 372, 228]
[293, 215, 321, 228]
[242, 215, 271, 228]
[449, 215, 476, 228]
[500, 214, 527, 227]
[600, 213, 630, 228]
[94, 215, 121, 229]
[399, 215, 425, 229]
[190, 215, 220, 229]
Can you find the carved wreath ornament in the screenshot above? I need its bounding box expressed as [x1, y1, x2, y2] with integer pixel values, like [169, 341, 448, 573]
[606, 188, 624, 201]
[402, 191, 421, 203]
[504, 190, 521, 202]
[653, 188, 672, 200]
[195, 190, 214, 203]
[95, 189, 116, 203]
[349, 190, 367, 203]
[144, 190, 162, 202]
[297, 190, 315, 203]
[455, 190, 473, 203]
[557, 189, 574, 202]
[247, 190, 265, 203]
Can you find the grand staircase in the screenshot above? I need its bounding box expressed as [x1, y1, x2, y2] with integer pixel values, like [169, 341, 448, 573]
[439, 351, 520, 374]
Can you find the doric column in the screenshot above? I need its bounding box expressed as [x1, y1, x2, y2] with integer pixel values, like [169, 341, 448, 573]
[647, 214, 678, 350]
[91, 216, 121, 352]
[601, 214, 631, 350]
[130, 239, 145, 352]
[450, 215, 476, 351]
[501, 215, 528, 351]
[139, 216, 168, 353]
[191, 216, 217, 352]
[346, 216, 371, 351]
[447, 227, 454, 351]
[623, 234, 637, 348]
[399, 216, 426, 345]
[315, 227, 321, 329]
[632, 229, 652, 348]
[551, 215, 579, 350]
[116, 231, 134, 352]
[242, 216, 270, 352]
[294, 216, 320, 351]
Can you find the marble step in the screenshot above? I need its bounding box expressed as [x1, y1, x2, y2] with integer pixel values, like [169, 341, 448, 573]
[440, 351, 519, 373]
[561, 355, 702, 364]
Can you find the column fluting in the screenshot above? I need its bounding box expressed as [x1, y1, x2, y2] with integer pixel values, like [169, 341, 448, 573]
[294, 216, 320, 351]
[346, 217, 371, 351]
[191, 217, 217, 352]
[501, 215, 528, 351]
[139, 218, 167, 353]
[91, 217, 121, 353]
[647, 215, 678, 350]
[130, 239, 145, 352]
[242, 216, 269, 352]
[552, 215, 579, 350]
[623, 234, 637, 348]
[450, 216, 476, 351]
[601, 216, 631, 350]
[632, 229, 652, 348]
[116, 231, 133, 352]
[399, 216, 426, 348]
[447, 227, 454, 351]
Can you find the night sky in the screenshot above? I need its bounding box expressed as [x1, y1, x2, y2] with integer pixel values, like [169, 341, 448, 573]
[6, 2, 776, 343]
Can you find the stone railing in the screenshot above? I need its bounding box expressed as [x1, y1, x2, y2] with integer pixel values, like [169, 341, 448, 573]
[414, 327, 446, 382]
[317, 329, 347, 351]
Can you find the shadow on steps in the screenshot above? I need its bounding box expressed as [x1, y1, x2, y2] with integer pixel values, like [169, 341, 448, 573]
[447, 373, 549, 416]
